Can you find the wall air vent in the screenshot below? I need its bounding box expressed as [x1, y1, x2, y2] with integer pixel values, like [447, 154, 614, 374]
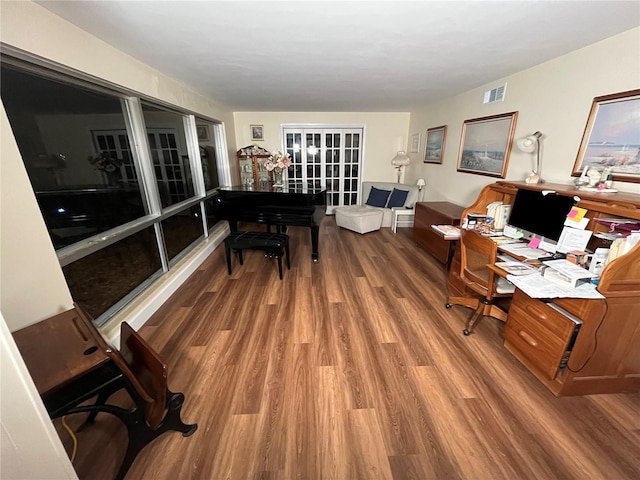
[483, 83, 507, 104]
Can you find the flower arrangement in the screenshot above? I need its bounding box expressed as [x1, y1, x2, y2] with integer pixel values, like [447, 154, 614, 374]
[264, 149, 292, 175]
[88, 152, 123, 173]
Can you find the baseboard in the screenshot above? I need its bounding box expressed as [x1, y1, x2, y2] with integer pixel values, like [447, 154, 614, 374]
[102, 223, 229, 346]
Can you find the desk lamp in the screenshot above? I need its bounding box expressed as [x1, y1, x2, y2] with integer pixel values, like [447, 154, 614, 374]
[391, 151, 410, 183]
[516, 131, 544, 184]
[416, 178, 426, 201]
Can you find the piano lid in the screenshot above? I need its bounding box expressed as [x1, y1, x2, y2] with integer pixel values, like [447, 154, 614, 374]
[219, 182, 326, 195]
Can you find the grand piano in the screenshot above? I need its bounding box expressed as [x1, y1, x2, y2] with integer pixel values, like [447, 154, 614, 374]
[216, 182, 327, 261]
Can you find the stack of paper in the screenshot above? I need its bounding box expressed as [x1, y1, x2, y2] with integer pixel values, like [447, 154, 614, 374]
[494, 261, 540, 276]
[431, 225, 461, 238]
[541, 259, 597, 288]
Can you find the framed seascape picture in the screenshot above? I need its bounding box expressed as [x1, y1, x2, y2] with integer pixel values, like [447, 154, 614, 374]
[424, 125, 447, 164]
[410, 133, 421, 153]
[572, 89, 640, 184]
[251, 124, 264, 141]
[457, 111, 518, 178]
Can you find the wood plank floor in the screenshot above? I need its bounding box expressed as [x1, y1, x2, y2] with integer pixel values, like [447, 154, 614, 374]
[60, 218, 640, 479]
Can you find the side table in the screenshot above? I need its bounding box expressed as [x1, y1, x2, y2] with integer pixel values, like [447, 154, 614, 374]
[392, 207, 415, 233]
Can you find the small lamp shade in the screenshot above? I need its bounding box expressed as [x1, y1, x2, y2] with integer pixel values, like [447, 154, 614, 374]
[516, 131, 542, 153]
[416, 178, 426, 190]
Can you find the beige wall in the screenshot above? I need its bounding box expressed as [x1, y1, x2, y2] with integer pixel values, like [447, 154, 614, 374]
[233, 112, 410, 182]
[0, 1, 236, 330]
[406, 27, 640, 207]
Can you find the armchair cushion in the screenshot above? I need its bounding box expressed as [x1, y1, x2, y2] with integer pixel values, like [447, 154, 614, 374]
[365, 186, 391, 207]
[387, 188, 409, 208]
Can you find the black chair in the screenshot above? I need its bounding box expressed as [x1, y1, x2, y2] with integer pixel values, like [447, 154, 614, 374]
[224, 231, 291, 279]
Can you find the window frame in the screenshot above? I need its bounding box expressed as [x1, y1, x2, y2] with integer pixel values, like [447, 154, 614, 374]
[1, 47, 229, 324]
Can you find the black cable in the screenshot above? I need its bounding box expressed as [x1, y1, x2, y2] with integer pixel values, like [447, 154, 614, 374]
[566, 300, 608, 373]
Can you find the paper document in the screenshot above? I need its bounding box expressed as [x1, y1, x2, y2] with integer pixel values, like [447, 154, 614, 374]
[495, 261, 540, 276]
[498, 242, 549, 260]
[506, 273, 605, 299]
[556, 227, 592, 254]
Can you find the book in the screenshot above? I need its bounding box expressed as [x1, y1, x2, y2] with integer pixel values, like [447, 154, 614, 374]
[431, 224, 461, 238]
[494, 261, 540, 276]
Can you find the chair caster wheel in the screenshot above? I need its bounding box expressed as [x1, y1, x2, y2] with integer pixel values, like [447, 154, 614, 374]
[463, 329, 471, 336]
[445, 303, 452, 309]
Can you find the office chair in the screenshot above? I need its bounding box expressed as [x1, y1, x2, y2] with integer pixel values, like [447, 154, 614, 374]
[445, 228, 515, 335]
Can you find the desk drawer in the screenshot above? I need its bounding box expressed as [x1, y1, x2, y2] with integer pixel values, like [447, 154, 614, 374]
[505, 290, 577, 380]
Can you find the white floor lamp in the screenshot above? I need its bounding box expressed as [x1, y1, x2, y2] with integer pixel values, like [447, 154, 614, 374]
[391, 151, 410, 183]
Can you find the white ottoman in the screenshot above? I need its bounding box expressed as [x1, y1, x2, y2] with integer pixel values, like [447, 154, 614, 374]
[335, 206, 383, 234]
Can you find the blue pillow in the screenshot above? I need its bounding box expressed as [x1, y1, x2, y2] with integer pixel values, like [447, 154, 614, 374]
[365, 186, 391, 207]
[387, 188, 409, 208]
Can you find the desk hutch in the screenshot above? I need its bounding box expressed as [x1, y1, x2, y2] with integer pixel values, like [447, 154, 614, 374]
[451, 181, 640, 396]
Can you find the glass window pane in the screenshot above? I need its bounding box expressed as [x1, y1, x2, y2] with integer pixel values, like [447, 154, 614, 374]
[197, 121, 220, 192]
[62, 227, 162, 320]
[204, 196, 223, 231]
[162, 205, 204, 262]
[0, 63, 147, 250]
[141, 103, 195, 208]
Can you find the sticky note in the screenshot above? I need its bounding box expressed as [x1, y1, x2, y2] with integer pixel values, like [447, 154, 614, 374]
[567, 207, 587, 222]
[528, 237, 541, 248]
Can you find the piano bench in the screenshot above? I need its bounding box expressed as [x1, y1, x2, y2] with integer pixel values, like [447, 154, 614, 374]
[224, 231, 291, 280]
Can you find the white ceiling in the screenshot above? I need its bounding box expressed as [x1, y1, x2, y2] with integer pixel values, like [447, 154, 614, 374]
[36, 1, 640, 112]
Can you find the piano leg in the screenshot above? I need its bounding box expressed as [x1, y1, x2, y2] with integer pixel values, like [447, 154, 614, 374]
[311, 225, 320, 262]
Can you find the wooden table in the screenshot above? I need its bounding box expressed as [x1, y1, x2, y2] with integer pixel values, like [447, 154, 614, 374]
[413, 201, 465, 267]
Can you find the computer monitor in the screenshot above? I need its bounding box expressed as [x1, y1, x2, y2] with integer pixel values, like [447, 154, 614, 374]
[506, 189, 576, 241]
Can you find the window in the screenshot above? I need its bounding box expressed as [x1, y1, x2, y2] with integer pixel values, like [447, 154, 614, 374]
[1, 57, 226, 324]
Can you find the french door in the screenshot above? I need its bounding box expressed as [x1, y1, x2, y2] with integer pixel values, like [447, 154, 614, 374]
[283, 126, 363, 213]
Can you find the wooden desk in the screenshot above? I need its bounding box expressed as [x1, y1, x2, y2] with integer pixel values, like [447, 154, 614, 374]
[413, 201, 465, 266]
[13, 307, 112, 398]
[453, 181, 640, 396]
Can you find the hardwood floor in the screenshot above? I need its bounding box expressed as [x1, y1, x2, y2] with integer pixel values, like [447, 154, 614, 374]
[60, 218, 640, 479]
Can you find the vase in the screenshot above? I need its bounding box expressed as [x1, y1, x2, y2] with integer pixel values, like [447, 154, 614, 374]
[105, 170, 121, 187]
[273, 169, 284, 186]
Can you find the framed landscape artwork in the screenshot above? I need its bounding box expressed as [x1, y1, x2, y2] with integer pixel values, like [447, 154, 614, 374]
[424, 125, 447, 164]
[457, 112, 518, 178]
[572, 89, 640, 184]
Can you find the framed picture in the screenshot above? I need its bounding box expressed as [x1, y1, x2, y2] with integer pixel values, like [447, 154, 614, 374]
[572, 89, 640, 183]
[251, 124, 264, 141]
[424, 125, 447, 164]
[196, 125, 210, 141]
[410, 133, 421, 153]
[457, 111, 518, 178]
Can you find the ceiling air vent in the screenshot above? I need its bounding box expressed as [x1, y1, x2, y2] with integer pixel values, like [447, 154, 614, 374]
[483, 83, 507, 104]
